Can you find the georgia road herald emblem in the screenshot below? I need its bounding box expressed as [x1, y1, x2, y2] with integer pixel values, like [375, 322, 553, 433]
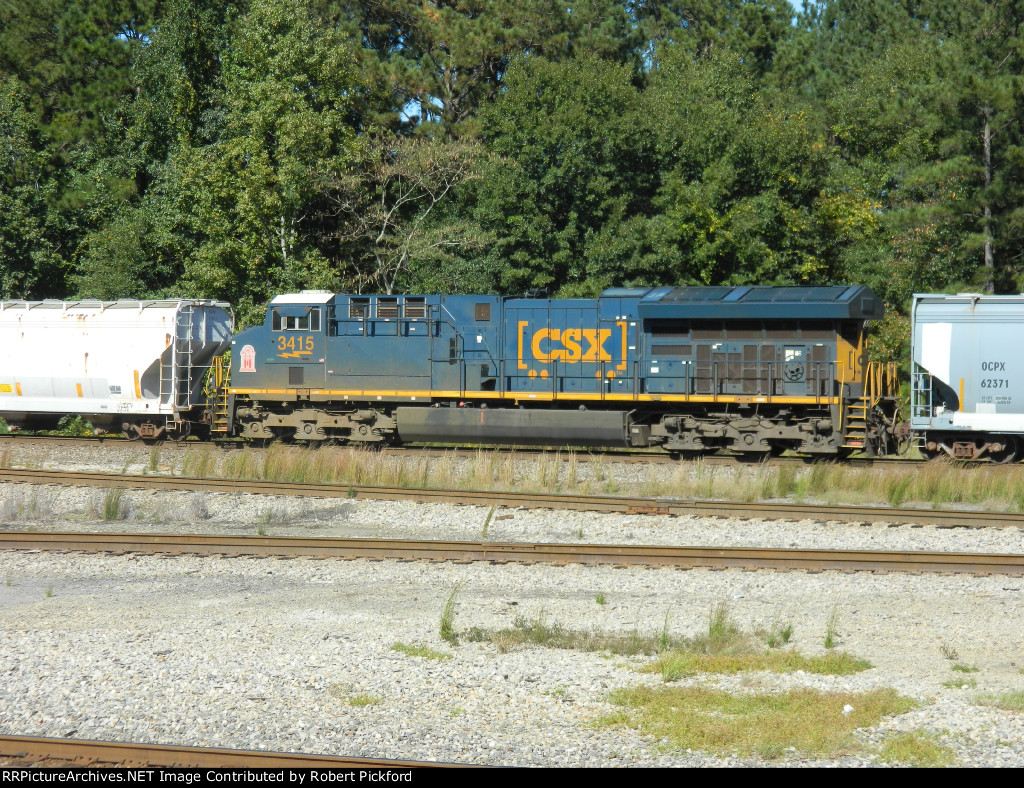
[239, 344, 257, 372]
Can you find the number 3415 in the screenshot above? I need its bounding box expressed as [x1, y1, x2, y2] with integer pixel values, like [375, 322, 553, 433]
[277, 335, 313, 352]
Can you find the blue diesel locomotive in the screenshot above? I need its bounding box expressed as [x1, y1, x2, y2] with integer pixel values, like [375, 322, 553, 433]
[219, 286, 904, 457]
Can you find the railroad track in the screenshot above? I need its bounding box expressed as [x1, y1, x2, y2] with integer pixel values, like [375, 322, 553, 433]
[0, 433, 917, 466]
[1, 531, 1021, 576]
[0, 466, 1021, 528]
[0, 734, 464, 768]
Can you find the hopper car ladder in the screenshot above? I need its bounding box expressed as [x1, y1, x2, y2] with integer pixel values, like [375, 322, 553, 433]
[159, 305, 197, 426]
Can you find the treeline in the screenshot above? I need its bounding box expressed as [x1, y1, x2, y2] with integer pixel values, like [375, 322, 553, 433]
[2, 1, 1023, 335]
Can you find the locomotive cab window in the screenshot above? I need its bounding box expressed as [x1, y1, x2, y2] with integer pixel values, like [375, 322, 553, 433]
[272, 308, 321, 331]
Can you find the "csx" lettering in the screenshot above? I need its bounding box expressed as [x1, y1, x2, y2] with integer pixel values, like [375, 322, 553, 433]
[531, 328, 613, 363]
[981, 361, 1007, 371]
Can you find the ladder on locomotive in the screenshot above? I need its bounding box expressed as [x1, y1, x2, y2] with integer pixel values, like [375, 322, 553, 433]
[211, 355, 230, 433]
[842, 362, 899, 452]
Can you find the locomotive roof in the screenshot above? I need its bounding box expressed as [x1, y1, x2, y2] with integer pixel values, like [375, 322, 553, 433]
[271, 292, 336, 305]
[631, 285, 883, 320]
[0, 298, 231, 310]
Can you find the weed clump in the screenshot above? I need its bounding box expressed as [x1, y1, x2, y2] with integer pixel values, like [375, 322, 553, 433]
[101, 489, 126, 521]
[439, 584, 462, 646]
[598, 686, 915, 759]
[877, 731, 955, 767]
[391, 642, 452, 661]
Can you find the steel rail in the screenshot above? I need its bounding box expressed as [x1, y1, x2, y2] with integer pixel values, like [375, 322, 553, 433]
[0, 433, 918, 466]
[0, 734, 467, 768]
[1, 531, 1021, 575]
[0, 467, 1020, 528]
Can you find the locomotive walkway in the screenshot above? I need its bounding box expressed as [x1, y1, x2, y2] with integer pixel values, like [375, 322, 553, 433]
[0, 466, 1021, 529]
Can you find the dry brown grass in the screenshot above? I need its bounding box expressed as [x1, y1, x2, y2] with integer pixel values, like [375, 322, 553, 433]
[169, 444, 1024, 511]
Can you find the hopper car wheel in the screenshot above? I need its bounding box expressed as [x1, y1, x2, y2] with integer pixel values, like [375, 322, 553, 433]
[920, 445, 941, 461]
[123, 423, 140, 442]
[989, 436, 1018, 464]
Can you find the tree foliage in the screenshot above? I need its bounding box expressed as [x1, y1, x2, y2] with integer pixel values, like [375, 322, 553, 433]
[3, 0, 1024, 332]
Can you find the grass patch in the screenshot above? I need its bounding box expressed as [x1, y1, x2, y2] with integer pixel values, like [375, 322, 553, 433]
[464, 611, 665, 656]
[391, 642, 452, 661]
[598, 686, 915, 759]
[951, 663, 978, 673]
[101, 489, 126, 521]
[824, 606, 840, 649]
[439, 584, 462, 646]
[595, 593, 606, 605]
[466, 604, 871, 679]
[940, 643, 959, 661]
[942, 678, 977, 689]
[127, 442, 1024, 513]
[877, 731, 955, 767]
[761, 619, 794, 649]
[346, 693, 383, 707]
[44, 585, 53, 598]
[649, 649, 871, 681]
[975, 691, 1024, 712]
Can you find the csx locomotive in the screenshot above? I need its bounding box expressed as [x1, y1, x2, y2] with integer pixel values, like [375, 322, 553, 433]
[0, 286, 908, 457]
[220, 286, 904, 457]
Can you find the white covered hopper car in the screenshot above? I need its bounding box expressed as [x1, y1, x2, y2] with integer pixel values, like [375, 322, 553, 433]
[911, 292, 1024, 462]
[0, 299, 233, 440]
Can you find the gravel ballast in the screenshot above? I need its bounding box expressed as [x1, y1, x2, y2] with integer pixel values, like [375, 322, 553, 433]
[2, 495, 1024, 767]
[1, 442, 1024, 766]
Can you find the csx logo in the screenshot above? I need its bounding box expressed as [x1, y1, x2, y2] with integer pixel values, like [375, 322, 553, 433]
[518, 321, 627, 369]
[981, 361, 1007, 371]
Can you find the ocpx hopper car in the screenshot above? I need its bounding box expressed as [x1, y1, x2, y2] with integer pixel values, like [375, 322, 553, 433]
[912, 292, 1024, 462]
[0, 299, 233, 440]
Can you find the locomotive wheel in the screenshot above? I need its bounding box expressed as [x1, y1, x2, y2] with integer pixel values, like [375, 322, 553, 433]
[989, 436, 1018, 464]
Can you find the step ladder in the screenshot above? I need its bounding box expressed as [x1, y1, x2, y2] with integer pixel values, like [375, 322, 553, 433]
[211, 355, 230, 434]
[842, 361, 899, 452]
